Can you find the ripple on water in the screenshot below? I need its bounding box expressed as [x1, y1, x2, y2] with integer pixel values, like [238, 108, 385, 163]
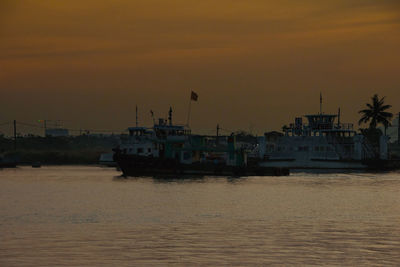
[1, 166, 400, 265]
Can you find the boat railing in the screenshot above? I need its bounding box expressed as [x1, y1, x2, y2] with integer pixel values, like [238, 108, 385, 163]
[325, 135, 353, 159]
[362, 140, 378, 159]
[326, 135, 354, 144]
[335, 123, 353, 130]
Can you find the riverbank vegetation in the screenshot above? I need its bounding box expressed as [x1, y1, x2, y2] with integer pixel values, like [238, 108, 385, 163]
[358, 94, 393, 146]
[0, 135, 119, 164]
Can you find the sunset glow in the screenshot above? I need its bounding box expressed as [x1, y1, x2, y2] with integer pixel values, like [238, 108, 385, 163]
[1, 0, 399, 134]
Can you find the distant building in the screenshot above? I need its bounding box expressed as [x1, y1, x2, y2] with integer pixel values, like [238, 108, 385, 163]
[45, 128, 69, 137]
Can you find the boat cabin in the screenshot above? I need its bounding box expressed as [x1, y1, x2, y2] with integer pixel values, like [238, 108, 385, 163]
[286, 114, 355, 137]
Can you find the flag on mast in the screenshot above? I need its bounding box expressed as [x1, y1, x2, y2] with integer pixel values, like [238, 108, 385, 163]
[191, 91, 198, 101]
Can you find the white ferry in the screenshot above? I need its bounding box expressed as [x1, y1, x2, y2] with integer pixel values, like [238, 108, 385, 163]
[256, 112, 389, 169]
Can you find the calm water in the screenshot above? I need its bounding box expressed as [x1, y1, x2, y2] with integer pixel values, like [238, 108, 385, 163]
[1, 166, 400, 266]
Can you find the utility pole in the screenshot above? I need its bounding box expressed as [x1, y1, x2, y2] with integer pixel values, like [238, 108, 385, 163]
[398, 112, 400, 145]
[136, 105, 138, 127]
[13, 120, 17, 150]
[216, 124, 220, 145]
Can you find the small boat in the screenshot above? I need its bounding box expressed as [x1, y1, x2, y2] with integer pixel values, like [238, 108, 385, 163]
[0, 154, 18, 168]
[32, 162, 42, 168]
[99, 153, 117, 167]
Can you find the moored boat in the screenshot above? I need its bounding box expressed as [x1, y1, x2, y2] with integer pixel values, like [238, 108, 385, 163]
[113, 109, 289, 177]
[0, 154, 18, 168]
[255, 110, 388, 170]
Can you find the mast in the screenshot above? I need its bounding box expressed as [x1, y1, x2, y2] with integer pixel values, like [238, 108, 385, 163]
[150, 110, 155, 125]
[168, 107, 172, 126]
[216, 124, 220, 145]
[320, 92, 322, 115]
[398, 112, 400, 145]
[186, 90, 192, 126]
[13, 120, 17, 151]
[186, 90, 198, 127]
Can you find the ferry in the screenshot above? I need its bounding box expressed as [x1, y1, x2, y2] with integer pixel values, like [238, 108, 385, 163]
[256, 111, 388, 170]
[113, 108, 289, 177]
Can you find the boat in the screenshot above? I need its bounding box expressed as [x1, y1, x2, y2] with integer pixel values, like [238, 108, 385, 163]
[32, 162, 41, 168]
[99, 152, 117, 167]
[113, 109, 289, 177]
[255, 110, 388, 170]
[0, 154, 18, 168]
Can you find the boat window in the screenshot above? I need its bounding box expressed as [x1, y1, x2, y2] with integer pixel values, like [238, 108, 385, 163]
[137, 148, 144, 154]
[183, 152, 190, 160]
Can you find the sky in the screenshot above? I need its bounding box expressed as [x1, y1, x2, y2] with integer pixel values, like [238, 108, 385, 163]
[1, 0, 400, 136]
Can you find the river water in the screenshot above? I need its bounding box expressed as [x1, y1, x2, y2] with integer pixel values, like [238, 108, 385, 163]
[1, 166, 400, 266]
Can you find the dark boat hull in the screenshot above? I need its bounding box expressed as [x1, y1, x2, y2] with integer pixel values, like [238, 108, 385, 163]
[0, 154, 19, 168]
[114, 153, 289, 177]
[0, 162, 17, 168]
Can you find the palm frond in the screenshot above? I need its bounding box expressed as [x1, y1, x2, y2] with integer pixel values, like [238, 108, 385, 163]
[359, 94, 392, 129]
[379, 104, 392, 111]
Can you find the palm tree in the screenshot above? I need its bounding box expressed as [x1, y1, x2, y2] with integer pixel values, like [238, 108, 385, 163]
[358, 94, 393, 134]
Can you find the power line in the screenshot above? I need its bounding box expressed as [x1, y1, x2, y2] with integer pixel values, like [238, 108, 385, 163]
[14, 121, 125, 134]
[0, 121, 11, 127]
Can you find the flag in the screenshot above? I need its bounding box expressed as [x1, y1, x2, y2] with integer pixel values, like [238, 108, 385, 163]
[191, 91, 198, 101]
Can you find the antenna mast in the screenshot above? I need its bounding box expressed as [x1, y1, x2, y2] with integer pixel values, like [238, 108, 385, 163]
[168, 107, 173, 126]
[320, 92, 322, 114]
[150, 110, 155, 125]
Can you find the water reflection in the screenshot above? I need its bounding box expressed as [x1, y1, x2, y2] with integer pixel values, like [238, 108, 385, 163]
[112, 174, 250, 184]
[1, 166, 400, 265]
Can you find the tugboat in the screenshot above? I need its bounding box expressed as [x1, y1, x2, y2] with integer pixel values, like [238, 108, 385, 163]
[113, 108, 289, 177]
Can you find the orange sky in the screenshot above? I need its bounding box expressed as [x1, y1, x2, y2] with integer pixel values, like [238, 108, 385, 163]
[1, 0, 399, 135]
